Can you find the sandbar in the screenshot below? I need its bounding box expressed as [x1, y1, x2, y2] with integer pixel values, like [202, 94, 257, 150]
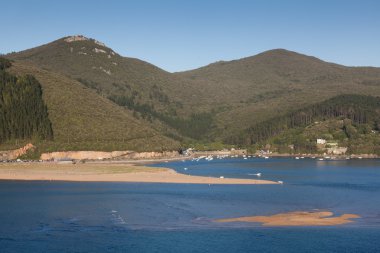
[0, 163, 278, 184]
[215, 211, 360, 226]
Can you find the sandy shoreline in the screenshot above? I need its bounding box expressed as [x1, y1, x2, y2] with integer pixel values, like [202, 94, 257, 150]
[0, 163, 278, 185]
[215, 211, 360, 226]
[256, 153, 379, 159]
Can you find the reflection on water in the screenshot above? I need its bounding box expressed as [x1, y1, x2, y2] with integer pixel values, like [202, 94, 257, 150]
[0, 158, 380, 252]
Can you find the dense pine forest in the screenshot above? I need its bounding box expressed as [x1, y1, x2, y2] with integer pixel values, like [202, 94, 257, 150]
[230, 94, 380, 147]
[0, 57, 53, 143]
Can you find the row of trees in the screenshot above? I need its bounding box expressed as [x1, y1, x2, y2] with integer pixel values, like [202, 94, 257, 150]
[0, 57, 53, 143]
[230, 94, 380, 145]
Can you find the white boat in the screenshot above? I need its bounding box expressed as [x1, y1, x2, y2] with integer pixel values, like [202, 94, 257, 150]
[277, 181, 284, 184]
[205, 155, 213, 161]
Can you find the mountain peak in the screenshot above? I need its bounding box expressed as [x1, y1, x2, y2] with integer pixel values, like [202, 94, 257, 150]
[63, 35, 106, 47]
[255, 48, 307, 59]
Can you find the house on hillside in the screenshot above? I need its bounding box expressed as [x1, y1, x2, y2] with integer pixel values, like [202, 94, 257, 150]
[316, 138, 327, 151]
[317, 139, 326, 145]
[316, 138, 347, 155]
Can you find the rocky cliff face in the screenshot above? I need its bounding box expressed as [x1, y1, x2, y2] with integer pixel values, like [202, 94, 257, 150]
[0, 143, 35, 160]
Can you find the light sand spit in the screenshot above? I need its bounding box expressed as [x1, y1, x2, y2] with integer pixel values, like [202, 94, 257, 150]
[0, 163, 278, 185]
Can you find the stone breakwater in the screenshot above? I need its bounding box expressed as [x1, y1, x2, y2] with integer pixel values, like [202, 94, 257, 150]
[40, 150, 180, 161]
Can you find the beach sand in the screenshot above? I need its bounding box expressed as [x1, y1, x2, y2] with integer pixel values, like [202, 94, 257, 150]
[0, 163, 278, 185]
[215, 211, 360, 226]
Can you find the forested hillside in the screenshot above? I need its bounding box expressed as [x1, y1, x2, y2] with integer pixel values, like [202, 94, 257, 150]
[232, 94, 380, 154]
[5, 36, 380, 153]
[0, 58, 53, 143]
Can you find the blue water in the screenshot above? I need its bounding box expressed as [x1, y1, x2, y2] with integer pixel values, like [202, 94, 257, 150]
[0, 158, 380, 252]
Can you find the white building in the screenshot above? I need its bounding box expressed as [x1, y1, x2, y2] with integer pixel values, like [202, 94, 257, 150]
[317, 139, 326, 144]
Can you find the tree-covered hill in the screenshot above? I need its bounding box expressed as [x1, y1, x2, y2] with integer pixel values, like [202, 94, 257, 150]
[176, 49, 380, 139]
[232, 94, 380, 154]
[6, 36, 380, 149]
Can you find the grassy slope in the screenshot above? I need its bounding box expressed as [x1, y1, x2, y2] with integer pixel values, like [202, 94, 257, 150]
[8, 61, 179, 152]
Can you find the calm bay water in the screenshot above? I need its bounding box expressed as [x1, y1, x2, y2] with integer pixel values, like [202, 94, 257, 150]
[0, 158, 380, 252]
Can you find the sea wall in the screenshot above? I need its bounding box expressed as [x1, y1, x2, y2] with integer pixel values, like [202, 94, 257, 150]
[123, 151, 179, 159]
[192, 149, 247, 156]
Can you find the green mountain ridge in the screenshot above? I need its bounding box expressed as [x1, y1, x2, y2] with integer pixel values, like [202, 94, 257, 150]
[175, 49, 380, 140]
[4, 35, 380, 153]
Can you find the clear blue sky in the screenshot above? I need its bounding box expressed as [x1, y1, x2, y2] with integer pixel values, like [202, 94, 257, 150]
[1, 0, 380, 72]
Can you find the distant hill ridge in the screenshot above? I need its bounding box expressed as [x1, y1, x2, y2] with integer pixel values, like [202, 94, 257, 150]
[5, 35, 380, 152]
